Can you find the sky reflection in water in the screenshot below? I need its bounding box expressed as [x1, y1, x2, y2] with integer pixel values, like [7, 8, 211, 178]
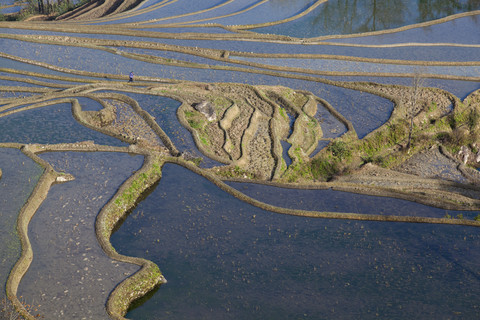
[112, 164, 480, 320]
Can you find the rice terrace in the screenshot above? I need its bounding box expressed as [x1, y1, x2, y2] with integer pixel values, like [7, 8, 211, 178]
[0, 0, 480, 319]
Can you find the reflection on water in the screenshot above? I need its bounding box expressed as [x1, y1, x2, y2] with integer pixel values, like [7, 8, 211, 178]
[329, 14, 480, 44]
[2, 1, 480, 319]
[111, 164, 480, 320]
[255, 0, 480, 37]
[280, 140, 293, 167]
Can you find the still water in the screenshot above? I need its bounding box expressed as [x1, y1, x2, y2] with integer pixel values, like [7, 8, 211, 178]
[19, 152, 143, 319]
[0, 102, 126, 146]
[111, 164, 480, 320]
[254, 0, 480, 37]
[0, 148, 42, 299]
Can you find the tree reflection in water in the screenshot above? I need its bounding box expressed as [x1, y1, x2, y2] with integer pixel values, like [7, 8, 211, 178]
[262, 0, 480, 37]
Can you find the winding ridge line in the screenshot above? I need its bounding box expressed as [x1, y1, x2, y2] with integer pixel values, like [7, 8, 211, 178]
[153, 0, 275, 26]
[0, 44, 480, 86]
[96, 152, 167, 319]
[1, 35, 478, 83]
[5, 145, 58, 320]
[167, 157, 480, 227]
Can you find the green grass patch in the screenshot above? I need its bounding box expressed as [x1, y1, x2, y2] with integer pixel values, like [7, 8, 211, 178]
[106, 158, 163, 239]
[184, 110, 195, 118]
[188, 119, 203, 129]
[278, 107, 288, 121]
[307, 117, 318, 129]
[310, 158, 337, 181]
[200, 136, 209, 146]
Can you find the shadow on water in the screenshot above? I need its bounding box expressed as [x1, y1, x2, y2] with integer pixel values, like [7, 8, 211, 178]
[329, 14, 480, 44]
[280, 111, 295, 167]
[111, 163, 480, 320]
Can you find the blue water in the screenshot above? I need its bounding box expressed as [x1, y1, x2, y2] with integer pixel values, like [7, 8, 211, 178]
[194, 0, 317, 26]
[0, 56, 92, 80]
[1, 27, 477, 63]
[315, 102, 347, 139]
[227, 181, 480, 219]
[232, 56, 480, 78]
[0, 148, 43, 300]
[134, 37, 478, 62]
[280, 140, 292, 167]
[111, 163, 480, 320]
[0, 102, 126, 146]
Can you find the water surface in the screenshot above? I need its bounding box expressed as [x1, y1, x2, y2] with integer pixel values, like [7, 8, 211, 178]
[112, 164, 480, 320]
[0, 102, 126, 146]
[0, 148, 42, 299]
[254, 0, 480, 37]
[19, 152, 143, 319]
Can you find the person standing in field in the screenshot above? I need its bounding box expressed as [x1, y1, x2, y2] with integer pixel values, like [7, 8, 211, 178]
[129, 71, 134, 82]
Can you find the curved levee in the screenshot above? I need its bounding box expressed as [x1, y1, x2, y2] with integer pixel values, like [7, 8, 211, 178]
[96, 152, 167, 319]
[4, 144, 73, 320]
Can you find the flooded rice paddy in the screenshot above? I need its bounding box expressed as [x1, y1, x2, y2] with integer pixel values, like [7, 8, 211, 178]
[112, 164, 480, 320]
[0, 149, 42, 296]
[253, 0, 480, 37]
[19, 152, 143, 319]
[0, 0, 479, 319]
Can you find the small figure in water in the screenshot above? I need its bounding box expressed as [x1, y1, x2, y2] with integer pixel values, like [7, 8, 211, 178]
[129, 71, 134, 82]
